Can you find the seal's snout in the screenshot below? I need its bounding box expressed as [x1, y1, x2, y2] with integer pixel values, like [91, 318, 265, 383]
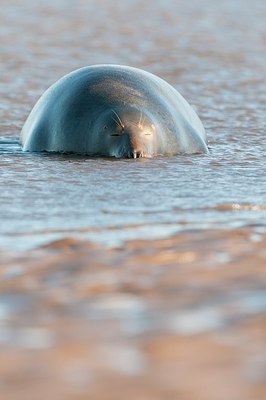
[127, 131, 148, 158]
[103, 108, 157, 158]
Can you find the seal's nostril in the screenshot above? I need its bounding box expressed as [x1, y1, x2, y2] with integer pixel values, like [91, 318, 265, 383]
[127, 150, 142, 159]
[133, 150, 142, 159]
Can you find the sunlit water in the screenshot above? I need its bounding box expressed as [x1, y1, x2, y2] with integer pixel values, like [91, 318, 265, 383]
[0, 0, 265, 253]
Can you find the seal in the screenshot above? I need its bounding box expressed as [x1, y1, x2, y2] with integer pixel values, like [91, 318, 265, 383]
[20, 65, 208, 158]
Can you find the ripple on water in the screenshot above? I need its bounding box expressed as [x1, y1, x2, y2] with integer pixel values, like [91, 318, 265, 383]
[0, 143, 265, 251]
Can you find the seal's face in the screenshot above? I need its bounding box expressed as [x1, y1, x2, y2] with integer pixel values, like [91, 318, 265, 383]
[98, 109, 157, 158]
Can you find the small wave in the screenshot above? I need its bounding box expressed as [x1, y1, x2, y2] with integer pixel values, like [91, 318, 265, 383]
[212, 203, 266, 211]
[0, 136, 22, 155]
[175, 203, 266, 212]
[0, 137, 20, 144]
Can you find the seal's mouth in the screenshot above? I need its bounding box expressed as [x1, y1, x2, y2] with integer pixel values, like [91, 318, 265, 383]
[111, 148, 152, 159]
[130, 150, 143, 159]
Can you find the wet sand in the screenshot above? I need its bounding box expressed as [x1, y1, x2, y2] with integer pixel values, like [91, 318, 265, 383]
[1, 227, 265, 400]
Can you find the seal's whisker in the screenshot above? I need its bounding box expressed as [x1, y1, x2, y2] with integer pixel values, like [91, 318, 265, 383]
[112, 109, 124, 128]
[131, 120, 142, 128]
[111, 116, 121, 127]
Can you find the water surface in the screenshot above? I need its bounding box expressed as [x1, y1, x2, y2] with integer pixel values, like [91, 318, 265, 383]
[0, 0, 265, 253]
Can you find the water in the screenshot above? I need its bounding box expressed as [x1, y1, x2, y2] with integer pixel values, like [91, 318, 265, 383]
[0, 140, 265, 251]
[1, 0, 265, 253]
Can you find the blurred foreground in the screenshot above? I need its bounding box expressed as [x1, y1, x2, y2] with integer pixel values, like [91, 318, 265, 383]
[1, 226, 265, 400]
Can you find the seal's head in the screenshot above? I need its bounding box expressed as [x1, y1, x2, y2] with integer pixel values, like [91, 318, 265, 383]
[95, 108, 158, 158]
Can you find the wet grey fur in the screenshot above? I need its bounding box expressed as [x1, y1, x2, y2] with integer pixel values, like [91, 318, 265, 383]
[20, 65, 208, 158]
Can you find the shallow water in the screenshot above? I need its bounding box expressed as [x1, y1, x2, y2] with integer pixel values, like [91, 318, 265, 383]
[0, 138, 265, 251]
[0, 0, 266, 252]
